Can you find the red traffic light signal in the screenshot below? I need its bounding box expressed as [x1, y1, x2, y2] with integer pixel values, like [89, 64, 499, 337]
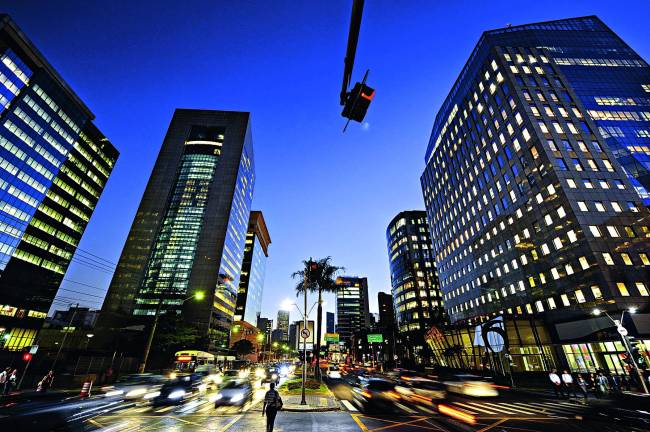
[342, 82, 375, 123]
[22, 352, 32, 362]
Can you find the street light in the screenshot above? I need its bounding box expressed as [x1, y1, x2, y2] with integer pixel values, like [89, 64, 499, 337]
[138, 291, 206, 373]
[592, 307, 648, 393]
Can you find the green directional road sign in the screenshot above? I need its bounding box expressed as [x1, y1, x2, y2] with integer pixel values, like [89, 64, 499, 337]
[324, 333, 339, 342]
[367, 334, 383, 343]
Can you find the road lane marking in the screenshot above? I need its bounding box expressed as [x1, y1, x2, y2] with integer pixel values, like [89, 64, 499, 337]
[219, 414, 243, 432]
[528, 402, 578, 414]
[458, 402, 499, 414]
[476, 418, 508, 432]
[485, 402, 538, 415]
[450, 402, 480, 414]
[341, 400, 358, 411]
[154, 405, 175, 413]
[509, 402, 551, 414]
[350, 414, 370, 432]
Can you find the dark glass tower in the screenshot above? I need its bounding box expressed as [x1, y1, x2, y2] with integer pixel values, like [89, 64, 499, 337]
[420, 16, 650, 373]
[335, 276, 370, 347]
[276, 310, 289, 342]
[234, 210, 270, 325]
[0, 15, 118, 351]
[99, 109, 253, 352]
[386, 210, 444, 363]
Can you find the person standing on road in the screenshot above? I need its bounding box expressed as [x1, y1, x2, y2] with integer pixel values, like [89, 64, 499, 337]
[561, 370, 576, 398]
[4, 369, 17, 395]
[0, 367, 7, 395]
[37, 371, 54, 392]
[262, 382, 283, 432]
[549, 369, 564, 398]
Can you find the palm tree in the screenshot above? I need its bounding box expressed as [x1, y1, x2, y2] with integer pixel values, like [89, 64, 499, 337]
[292, 256, 344, 379]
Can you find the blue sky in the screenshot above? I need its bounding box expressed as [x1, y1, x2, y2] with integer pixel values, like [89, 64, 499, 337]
[4, 1, 649, 324]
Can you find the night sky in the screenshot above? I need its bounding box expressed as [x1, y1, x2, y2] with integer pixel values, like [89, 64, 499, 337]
[3, 1, 649, 323]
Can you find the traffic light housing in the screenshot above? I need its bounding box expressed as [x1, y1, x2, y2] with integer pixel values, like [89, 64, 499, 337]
[341, 82, 375, 123]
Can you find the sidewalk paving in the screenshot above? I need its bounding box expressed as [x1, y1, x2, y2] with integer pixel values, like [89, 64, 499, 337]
[250, 392, 341, 412]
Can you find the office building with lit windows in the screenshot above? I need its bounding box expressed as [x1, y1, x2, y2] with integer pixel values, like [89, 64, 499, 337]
[234, 210, 270, 325]
[0, 15, 118, 351]
[421, 17, 650, 375]
[99, 109, 254, 353]
[386, 211, 444, 364]
[335, 276, 370, 348]
[276, 310, 289, 342]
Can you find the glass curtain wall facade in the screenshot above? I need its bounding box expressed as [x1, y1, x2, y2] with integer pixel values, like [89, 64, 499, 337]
[0, 15, 118, 350]
[276, 310, 289, 342]
[335, 276, 371, 348]
[420, 16, 650, 373]
[234, 210, 270, 326]
[99, 110, 253, 354]
[386, 210, 444, 363]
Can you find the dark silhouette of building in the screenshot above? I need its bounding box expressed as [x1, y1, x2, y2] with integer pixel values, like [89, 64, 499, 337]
[326, 312, 335, 334]
[335, 276, 370, 348]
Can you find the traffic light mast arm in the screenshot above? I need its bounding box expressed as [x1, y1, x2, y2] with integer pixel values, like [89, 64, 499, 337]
[340, 0, 365, 105]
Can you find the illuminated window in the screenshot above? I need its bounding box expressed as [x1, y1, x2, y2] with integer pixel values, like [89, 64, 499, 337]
[567, 230, 577, 243]
[578, 201, 588, 211]
[589, 226, 601, 237]
[575, 290, 586, 303]
[551, 268, 560, 280]
[606, 226, 620, 238]
[579, 256, 589, 270]
[548, 298, 557, 310]
[602, 253, 614, 265]
[565, 264, 574, 275]
[595, 202, 605, 212]
[636, 283, 649, 296]
[621, 253, 633, 266]
[640, 253, 649, 265]
[616, 282, 630, 297]
[591, 286, 602, 299]
[566, 179, 577, 188]
[611, 202, 622, 212]
[560, 294, 570, 307]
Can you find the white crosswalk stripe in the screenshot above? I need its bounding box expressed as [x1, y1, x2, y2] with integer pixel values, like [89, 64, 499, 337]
[341, 400, 358, 412]
[454, 402, 499, 414]
[450, 401, 586, 417]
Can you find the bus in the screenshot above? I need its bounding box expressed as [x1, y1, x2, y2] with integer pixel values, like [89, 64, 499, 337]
[174, 350, 215, 372]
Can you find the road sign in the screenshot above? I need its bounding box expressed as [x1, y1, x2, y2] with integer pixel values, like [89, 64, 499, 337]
[367, 334, 383, 343]
[324, 333, 339, 342]
[300, 328, 311, 339]
[617, 326, 628, 336]
[29, 345, 38, 354]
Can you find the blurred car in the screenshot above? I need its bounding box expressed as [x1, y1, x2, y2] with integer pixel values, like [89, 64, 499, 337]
[261, 367, 280, 384]
[212, 380, 253, 407]
[222, 370, 242, 382]
[443, 374, 499, 397]
[396, 378, 446, 406]
[326, 366, 342, 380]
[352, 378, 402, 412]
[152, 375, 201, 406]
[102, 373, 164, 400]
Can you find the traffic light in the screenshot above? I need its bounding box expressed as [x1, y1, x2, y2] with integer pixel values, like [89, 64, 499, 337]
[22, 352, 32, 362]
[341, 82, 375, 123]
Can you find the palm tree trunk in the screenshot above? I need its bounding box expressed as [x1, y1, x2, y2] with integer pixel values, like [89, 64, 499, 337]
[315, 287, 323, 380]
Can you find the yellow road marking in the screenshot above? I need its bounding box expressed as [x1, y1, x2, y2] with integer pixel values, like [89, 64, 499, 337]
[219, 413, 243, 432]
[169, 415, 204, 426]
[87, 418, 104, 428]
[476, 418, 508, 432]
[350, 413, 370, 431]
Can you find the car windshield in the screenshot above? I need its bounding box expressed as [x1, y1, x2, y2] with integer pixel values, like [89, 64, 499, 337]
[224, 370, 239, 376]
[411, 380, 443, 390]
[223, 381, 248, 389]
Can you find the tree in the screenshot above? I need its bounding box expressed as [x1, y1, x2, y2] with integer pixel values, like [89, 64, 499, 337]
[150, 314, 203, 369]
[292, 256, 344, 379]
[232, 339, 254, 359]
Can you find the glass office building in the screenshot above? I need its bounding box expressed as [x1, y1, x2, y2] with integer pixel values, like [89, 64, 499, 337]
[335, 276, 370, 348]
[234, 210, 270, 326]
[100, 109, 254, 353]
[0, 15, 118, 350]
[421, 16, 650, 374]
[386, 210, 444, 363]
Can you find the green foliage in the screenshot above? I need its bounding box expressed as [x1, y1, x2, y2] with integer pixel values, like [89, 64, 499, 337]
[291, 256, 344, 296]
[153, 314, 202, 355]
[232, 339, 254, 358]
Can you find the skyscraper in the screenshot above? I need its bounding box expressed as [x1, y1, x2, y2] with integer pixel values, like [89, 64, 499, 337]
[335, 276, 370, 347]
[234, 210, 270, 325]
[420, 16, 650, 373]
[326, 311, 335, 334]
[256, 315, 273, 345]
[377, 292, 395, 329]
[99, 109, 254, 352]
[276, 310, 289, 342]
[0, 15, 118, 351]
[386, 210, 444, 363]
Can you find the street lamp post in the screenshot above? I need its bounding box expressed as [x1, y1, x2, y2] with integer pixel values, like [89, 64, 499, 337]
[593, 307, 648, 394]
[138, 291, 204, 373]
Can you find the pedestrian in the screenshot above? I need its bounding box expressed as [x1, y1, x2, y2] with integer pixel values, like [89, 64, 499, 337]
[577, 375, 588, 403]
[548, 369, 564, 398]
[37, 371, 54, 392]
[561, 370, 576, 398]
[608, 374, 620, 394]
[620, 374, 630, 392]
[262, 382, 283, 432]
[4, 369, 17, 395]
[596, 372, 609, 397]
[0, 367, 7, 393]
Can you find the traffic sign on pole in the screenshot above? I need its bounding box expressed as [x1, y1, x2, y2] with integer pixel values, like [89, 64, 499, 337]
[617, 326, 628, 336]
[300, 328, 311, 339]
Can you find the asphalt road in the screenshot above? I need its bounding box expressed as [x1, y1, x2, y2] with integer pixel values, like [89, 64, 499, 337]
[78, 388, 642, 432]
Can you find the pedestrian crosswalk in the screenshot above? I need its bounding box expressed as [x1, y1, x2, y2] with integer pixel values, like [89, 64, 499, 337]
[449, 400, 586, 418]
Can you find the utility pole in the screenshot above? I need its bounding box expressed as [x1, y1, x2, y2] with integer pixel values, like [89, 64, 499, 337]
[52, 303, 79, 371]
[301, 264, 308, 405]
[138, 296, 163, 373]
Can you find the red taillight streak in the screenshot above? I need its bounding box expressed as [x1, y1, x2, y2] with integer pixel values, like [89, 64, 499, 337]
[438, 404, 477, 425]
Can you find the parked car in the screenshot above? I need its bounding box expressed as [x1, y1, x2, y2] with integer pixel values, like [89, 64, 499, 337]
[212, 380, 253, 408]
[352, 378, 402, 412]
[443, 374, 499, 397]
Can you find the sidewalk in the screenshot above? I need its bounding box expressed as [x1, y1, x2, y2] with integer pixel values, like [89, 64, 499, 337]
[250, 391, 341, 412]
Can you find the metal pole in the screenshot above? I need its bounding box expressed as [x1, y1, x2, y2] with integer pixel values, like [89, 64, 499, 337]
[138, 296, 163, 373]
[17, 356, 32, 390]
[52, 303, 79, 371]
[606, 312, 648, 394]
[301, 265, 308, 405]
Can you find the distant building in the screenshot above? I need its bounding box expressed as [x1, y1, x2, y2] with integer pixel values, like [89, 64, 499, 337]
[0, 15, 118, 351]
[326, 312, 335, 334]
[377, 292, 395, 328]
[386, 210, 444, 364]
[335, 276, 370, 348]
[45, 307, 99, 330]
[230, 320, 263, 362]
[288, 322, 297, 350]
[256, 315, 273, 345]
[234, 211, 270, 325]
[276, 310, 289, 342]
[271, 328, 284, 344]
